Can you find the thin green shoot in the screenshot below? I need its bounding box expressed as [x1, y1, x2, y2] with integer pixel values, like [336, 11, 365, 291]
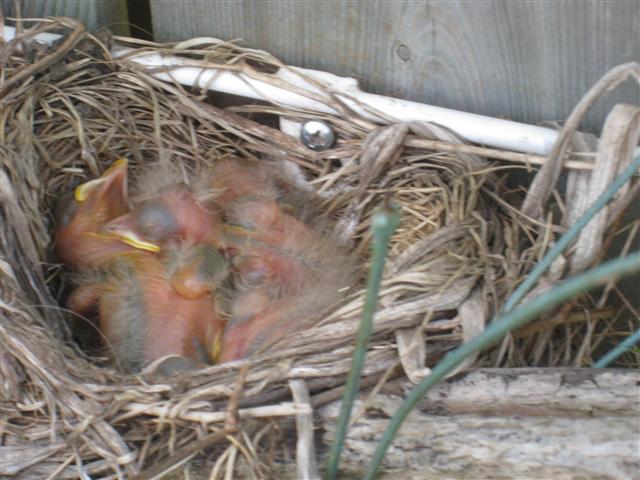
[364, 251, 640, 480]
[325, 201, 400, 480]
[593, 328, 640, 368]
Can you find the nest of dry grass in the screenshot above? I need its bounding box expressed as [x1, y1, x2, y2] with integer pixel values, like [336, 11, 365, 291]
[1, 17, 638, 478]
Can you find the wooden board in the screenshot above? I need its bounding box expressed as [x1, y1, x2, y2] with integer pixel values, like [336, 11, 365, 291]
[150, 0, 639, 133]
[1, 0, 130, 36]
[319, 368, 640, 478]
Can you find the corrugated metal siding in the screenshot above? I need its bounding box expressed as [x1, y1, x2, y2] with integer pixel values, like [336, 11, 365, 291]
[1, 0, 130, 36]
[150, 0, 639, 133]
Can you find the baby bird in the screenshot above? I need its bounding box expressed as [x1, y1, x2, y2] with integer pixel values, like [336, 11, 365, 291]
[223, 196, 319, 294]
[224, 196, 316, 250]
[207, 156, 279, 209]
[99, 247, 227, 372]
[91, 156, 351, 364]
[101, 183, 224, 253]
[100, 181, 228, 298]
[66, 237, 228, 373]
[101, 157, 302, 258]
[53, 158, 132, 271]
[220, 200, 353, 361]
[218, 288, 303, 362]
[56, 160, 228, 372]
[218, 263, 346, 362]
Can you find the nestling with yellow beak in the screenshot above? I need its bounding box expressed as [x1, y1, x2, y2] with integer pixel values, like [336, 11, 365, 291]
[54, 159, 228, 373]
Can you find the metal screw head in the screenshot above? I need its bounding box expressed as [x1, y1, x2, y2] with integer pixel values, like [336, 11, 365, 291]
[300, 120, 335, 151]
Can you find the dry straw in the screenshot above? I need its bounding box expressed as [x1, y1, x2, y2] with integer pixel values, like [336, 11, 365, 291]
[1, 17, 638, 478]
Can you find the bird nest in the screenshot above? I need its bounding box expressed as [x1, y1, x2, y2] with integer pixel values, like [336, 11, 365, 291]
[1, 18, 638, 478]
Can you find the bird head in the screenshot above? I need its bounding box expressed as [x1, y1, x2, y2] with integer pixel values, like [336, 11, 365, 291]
[54, 158, 129, 238]
[54, 159, 131, 270]
[225, 196, 282, 232]
[169, 243, 230, 299]
[101, 185, 222, 253]
[208, 157, 278, 207]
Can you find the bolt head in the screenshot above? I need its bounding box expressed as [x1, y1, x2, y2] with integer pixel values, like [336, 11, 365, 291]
[300, 120, 335, 151]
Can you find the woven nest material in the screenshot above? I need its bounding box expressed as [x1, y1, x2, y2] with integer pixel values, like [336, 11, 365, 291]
[1, 18, 639, 478]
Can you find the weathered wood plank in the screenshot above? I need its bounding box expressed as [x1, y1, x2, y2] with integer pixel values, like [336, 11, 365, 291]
[150, 0, 639, 133]
[319, 368, 640, 479]
[403, 367, 640, 417]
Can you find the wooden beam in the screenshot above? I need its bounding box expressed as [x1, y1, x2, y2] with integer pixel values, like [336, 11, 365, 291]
[319, 368, 640, 478]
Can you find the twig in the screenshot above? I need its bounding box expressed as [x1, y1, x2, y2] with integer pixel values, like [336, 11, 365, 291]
[326, 201, 400, 480]
[134, 428, 236, 480]
[0, 18, 85, 98]
[502, 154, 640, 313]
[310, 369, 402, 409]
[121, 402, 310, 424]
[522, 62, 639, 218]
[514, 307, 615, 337]
[188, 100, 322, 170]
[289, 380, 320, 480]
[404, 137, 598, 172]
[225, 364, 249, 431]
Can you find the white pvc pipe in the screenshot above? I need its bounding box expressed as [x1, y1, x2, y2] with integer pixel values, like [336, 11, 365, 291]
[2, 24, 61, 44]
[115, 48, 341, 115]
[276, 67, 560, 155]
[112, 47, 560, 156]
[0, 24, 592, 156]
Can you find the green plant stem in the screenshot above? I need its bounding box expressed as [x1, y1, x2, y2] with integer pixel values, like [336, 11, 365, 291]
[502, 154, 640, 313]
[364, 251, 640, 480]
[326, 202, 400, 480]
[593, 328, 640, 368]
